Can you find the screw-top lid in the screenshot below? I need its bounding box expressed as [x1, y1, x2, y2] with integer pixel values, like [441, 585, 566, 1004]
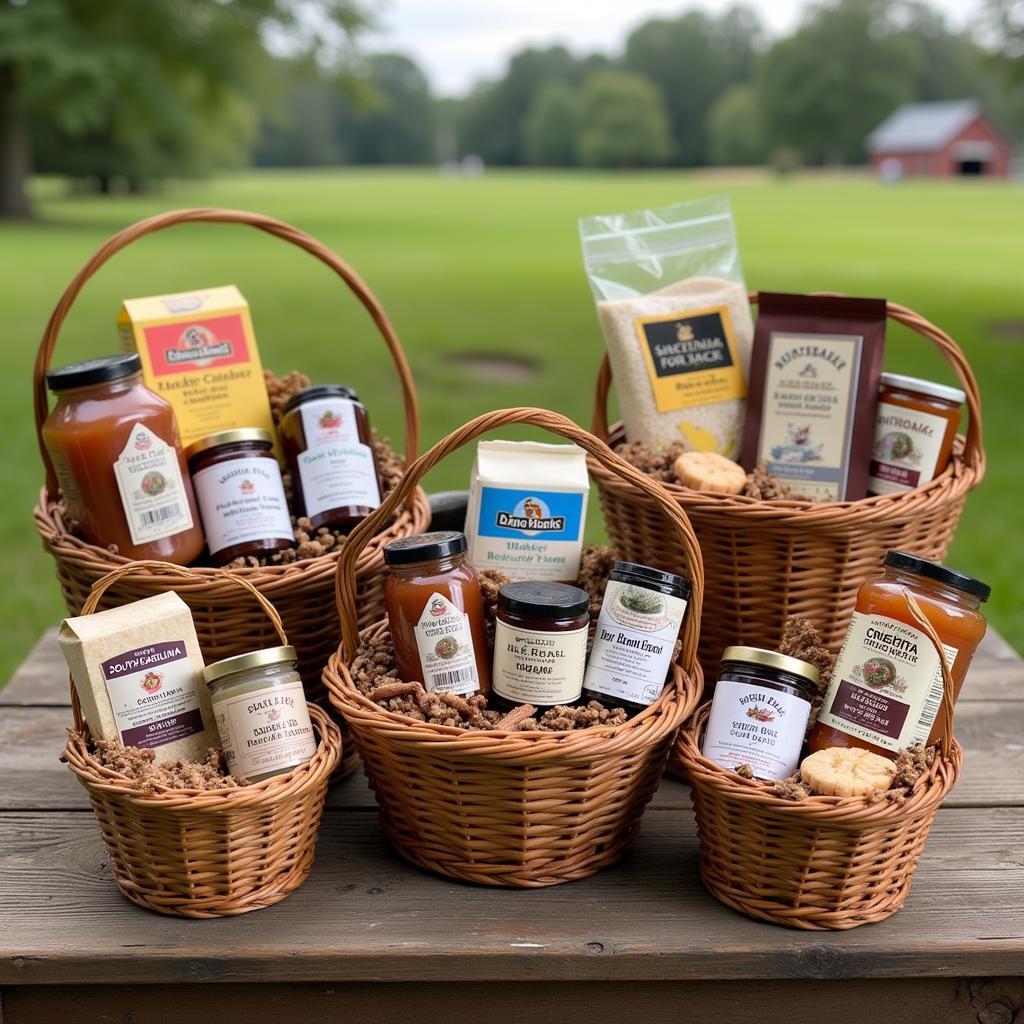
[498, 581, 591, 620]
[281, 384, 360, 415]
[884, 550, 990, 602]
[610, 560, 691, 600]
[46, 354, 142, 392]
[384, 530, 467, 566]
[881, 372, 966, 406]
[185, 428, 275, 461]
[203, 645, 298, 686]
[721, 645, 821, 687]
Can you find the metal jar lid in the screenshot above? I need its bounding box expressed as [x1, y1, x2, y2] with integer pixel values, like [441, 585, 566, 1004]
[185, 427, 275, 461]
[721, 645, 820, 687]
[880, 372, 966, 406]
[281, 384, 359, 416]
[46, 353, 142, 391]
[203, 645, 298, 686]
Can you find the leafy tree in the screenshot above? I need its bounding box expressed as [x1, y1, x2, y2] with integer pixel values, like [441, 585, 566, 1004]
[521, 79, 578, 166]
[707, 84, 766, 165]
[575, 70, 671, 168]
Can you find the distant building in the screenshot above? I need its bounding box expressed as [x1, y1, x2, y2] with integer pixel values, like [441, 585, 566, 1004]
[867, 100, 1011, 178]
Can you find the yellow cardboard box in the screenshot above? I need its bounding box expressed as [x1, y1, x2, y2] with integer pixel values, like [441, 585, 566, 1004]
[118, 286, 276, 450]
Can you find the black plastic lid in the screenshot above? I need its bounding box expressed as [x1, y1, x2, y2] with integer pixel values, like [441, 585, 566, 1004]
[384, 531, 466, 566]
[884, 550, 991, 602]
[498, 581, 590, 620]
[282, 384, 359, 415]
[609, 560, 691, 599]
[46, 354, 142, 392]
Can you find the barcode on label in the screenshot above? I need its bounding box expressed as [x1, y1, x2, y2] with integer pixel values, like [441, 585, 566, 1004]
[141, 503, 183, 527]
[913, 643, 958, 743]
[430, 668, 476, 692]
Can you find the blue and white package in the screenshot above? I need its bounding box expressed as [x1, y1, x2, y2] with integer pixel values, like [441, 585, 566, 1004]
[464, 441, 589, 582]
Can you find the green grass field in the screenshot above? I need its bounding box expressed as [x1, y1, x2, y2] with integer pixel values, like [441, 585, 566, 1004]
[2, 168, 1021, 680]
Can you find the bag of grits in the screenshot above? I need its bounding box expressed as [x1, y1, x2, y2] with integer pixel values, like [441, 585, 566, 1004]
[579, 196, 753, 458]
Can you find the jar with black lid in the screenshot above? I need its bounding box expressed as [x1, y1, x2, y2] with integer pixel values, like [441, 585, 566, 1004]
[701, 646, 819, 781]
[582, 561, 691, 714]
[278, 384, 382, 531]
[186, 428, 294, 566]
[492, 581, 591, 711]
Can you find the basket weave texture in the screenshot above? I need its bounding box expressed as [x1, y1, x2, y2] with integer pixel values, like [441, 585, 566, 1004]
[32, 209, 430, 774]
[676, 590, 963, 929]
[62, 562, 342, 918]
[323, 408, 704, 887]
[589, 296, 985, 684]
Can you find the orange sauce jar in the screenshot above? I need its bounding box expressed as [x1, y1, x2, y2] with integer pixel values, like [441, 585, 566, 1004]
[868, 373, 965, 496]
[809, 551, 989, 759]
[383, 531, 491, 697]
[42, 354, 204, 563]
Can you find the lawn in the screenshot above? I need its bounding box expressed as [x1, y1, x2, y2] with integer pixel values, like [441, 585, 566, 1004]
[2, 167, 1021, 680]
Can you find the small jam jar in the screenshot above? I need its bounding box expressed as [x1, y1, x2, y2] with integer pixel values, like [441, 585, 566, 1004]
[384, 531, 491, 697]
[186, 428, 294, 565]
[702, 646, 819, 780]
[278, 385, 383, 531]
[809, 551, 989, 759]
[868, 372, 966, 496]
[204, 646, 318, 782]
[492, 582, 591, 711]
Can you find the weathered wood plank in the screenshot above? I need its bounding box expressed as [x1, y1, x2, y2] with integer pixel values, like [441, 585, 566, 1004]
[0, 807, 1021, 986]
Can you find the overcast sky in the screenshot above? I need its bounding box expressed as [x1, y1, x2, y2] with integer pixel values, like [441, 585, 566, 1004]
[365, 0, 979, 96]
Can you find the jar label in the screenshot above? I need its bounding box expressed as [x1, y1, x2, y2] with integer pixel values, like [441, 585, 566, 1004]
[583, 580, 688, 706]
[869, 402, 948, 495]
[191, 455, 293, 556]
[414, 593, 482, 696]
[100, 640, 205, 749]
[112, 423, 194, 545]
[213, 679, 317, 780]
[492, 620, 588, 707]
[701, 678, 811, 780]
[816, 612, 958, 751]
[296, 398, 381, 515]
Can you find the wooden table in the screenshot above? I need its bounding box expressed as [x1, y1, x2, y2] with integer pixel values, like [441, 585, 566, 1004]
[1, 629, 1022, 1023]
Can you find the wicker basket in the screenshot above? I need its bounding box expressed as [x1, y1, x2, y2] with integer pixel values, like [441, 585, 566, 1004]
[61, 562, 342, 918]
[676, 588, 963, 929]
[323, 407, 704, 887]
[589, 296, 985, 683]
[32, 209, 430, 774]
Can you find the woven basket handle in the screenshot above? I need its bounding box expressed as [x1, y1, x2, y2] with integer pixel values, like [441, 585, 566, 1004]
[34, 207, 420, 499]
[335, 407, 705, 661]
[901, 587, 958, 751]
[591, 293, 984, 476]
[68, 560, 288, 732]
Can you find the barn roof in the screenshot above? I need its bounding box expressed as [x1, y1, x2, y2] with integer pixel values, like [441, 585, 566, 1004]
[867, 100, 981, 153]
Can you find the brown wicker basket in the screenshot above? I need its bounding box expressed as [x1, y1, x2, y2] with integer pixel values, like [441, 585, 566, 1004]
[61, 561, 342, 918]
[589, 296, 985, 683]
[323, 407, 705, 887]
[32, 209, 430, 774]
[676, 588, 963, 929]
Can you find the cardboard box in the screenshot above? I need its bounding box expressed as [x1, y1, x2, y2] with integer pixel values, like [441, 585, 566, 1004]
[118, 286, 277, 450]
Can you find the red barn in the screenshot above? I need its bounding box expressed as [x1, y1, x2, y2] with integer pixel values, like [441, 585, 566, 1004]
[867, 100, 1011, 177]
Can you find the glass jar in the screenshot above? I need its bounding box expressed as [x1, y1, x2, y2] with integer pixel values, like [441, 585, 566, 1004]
[186, 428, 294, 566]
[278, 385, 383, 531]
[701, 646, 819, 781]
[809, 551, 989, 759]
[868, 373, 966, 496]
[492, 581, 591, 711]
[204, 645, 318, 782]
[582, 561, 691, 714]
[383, 531, 490, 697]
[42, 354, 204, 563]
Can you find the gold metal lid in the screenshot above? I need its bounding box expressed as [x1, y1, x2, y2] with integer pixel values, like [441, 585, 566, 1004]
[203, 645, 298, 685]
[721, 645, 820, 686]
[185, 428, 275, 461]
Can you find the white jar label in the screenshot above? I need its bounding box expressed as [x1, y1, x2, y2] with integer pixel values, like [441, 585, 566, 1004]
[701, 678, 811, 780]
[869, 402, 949, 495]
[213, 680, 317, 780]
[492, 620, 588, 707]
[816, 612, 957, 751]
[100, 640, 205, 749]
[191, 455, 293, 556]
[583, 580, 687, 706]
[413, 593, 482, 696]
[113, 423, 194, 545]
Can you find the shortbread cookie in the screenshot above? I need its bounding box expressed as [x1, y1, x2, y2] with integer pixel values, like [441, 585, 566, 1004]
[800, 747, 896, 797]
[673, 451, 747, 494]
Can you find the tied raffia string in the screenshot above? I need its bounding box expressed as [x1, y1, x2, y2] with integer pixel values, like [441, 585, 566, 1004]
[901, 587, 958, 752]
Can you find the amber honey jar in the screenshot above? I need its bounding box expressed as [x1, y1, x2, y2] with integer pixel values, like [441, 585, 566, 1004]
[42, 354, 204, 563]
[809, 551, 989, 760]
[383, 531, 490, 697]
[868, 373, 966, 496]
